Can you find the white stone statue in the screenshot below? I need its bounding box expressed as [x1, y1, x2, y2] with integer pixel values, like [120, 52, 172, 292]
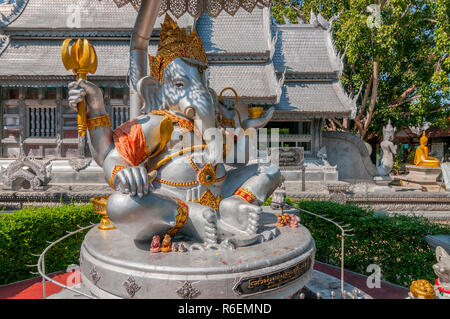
[377, 120, 397, 176]
[434, 246, 450, 299]
[317, 146, 331, 167]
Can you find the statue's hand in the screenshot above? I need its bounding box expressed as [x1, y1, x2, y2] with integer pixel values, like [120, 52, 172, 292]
[68, 79, 104, 115]
[113, 167, 156, 198]
[242, 107, 275, 129]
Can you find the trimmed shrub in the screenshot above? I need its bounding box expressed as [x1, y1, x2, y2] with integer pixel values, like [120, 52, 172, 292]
[1, 200, 448, 288]
[295, 200, 450, 287]
[0, 204, 100, 285]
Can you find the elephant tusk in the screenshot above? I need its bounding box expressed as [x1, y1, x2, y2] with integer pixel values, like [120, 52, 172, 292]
[185, 107, 196, 119]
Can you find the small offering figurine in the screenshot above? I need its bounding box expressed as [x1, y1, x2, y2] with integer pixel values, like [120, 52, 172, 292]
[171, 242, 178, 252]
[289, 214, 299, 228]
[276, 213, 290, 227]
[150, 235, 161, 253]
[276, 213, 300, 228]
[178, 243, 186, 252]
[161, 234, 172, 252]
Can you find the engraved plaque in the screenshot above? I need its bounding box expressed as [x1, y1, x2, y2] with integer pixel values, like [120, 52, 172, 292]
[233, 257, 312, 297]
[269, 147, 304, 170]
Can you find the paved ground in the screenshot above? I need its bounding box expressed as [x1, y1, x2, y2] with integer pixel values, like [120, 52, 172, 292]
[0, 262, 409, 299]
[314, 262, 409, 299]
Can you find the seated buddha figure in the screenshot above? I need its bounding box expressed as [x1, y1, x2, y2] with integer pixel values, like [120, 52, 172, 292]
[414, 132, 440, 167]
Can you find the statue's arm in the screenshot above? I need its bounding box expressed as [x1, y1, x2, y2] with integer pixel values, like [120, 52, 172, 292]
[102, 148, 153, 198]
[103, 114, 171, 197]
[390, 143, 397, 155]
[68, 79, 113, 167]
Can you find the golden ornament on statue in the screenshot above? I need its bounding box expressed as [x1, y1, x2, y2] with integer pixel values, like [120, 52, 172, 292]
[248, 106, 264, 119]
[409, 279, 435, 299]
[90, 196, 116, 230]
[61, 38, 98, 138]
[149, 14, 208, 82]
[218, 87, 242, 127]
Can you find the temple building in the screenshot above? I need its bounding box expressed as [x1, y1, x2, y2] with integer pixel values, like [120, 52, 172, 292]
[0, 0, 356, 187]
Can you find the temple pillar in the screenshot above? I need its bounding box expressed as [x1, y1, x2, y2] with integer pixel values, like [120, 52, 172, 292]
[56, 87, 63, 158]
[19, 88, 26, 157]
[311, 118, 322, 157]
[0, 93, 3, 158]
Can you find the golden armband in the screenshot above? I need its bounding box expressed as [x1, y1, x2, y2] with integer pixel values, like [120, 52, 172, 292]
[234, 187, 256, 204]
[87, 114, 112, 131]
[109, 165, 127, 188]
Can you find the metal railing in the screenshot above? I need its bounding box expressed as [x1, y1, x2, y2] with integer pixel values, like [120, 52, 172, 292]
[28, 203, 358, 299]
[268, 200, 355, 298]
[27, 223, 98, 299]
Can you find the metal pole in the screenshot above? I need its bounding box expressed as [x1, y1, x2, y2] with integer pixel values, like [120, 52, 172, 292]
[302, 165, 306, 192]
[42, 255, 46, 299]
[341, 233, 344, 297]
[129, 0, 162, 119]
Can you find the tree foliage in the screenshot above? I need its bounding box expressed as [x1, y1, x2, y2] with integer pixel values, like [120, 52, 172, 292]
[271, 0, 449, 140]
[296, 200, 450, 287]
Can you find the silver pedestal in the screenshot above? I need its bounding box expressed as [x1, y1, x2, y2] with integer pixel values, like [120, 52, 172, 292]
[80, 210, 315, 299]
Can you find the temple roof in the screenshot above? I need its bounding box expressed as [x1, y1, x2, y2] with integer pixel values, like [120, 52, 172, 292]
[273, 24, 343, 77]
[0, 39, 138, 78]
[273, 81, 356, 118]
[0, 1, 355, 117]
[1, 0, 194, 30]
[208, 62, 280, 104]
[0, 39, 279, 101]
[196, 6, 272, 60]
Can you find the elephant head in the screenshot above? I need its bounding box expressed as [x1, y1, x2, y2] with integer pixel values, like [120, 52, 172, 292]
[137, 57, 216, 140]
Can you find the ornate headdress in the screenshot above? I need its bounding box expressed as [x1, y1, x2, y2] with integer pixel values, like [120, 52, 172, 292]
[382, 119, 395, 139]
[149, 14, 208, 82]
[420, 131, 428, 145]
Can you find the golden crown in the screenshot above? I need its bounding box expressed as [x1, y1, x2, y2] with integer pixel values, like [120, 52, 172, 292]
[149, 14, 208, 82]
[420, 131, 428, 144]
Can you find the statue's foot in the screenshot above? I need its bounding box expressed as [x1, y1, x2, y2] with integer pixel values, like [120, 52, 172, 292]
[218, 195, 262, 236]
[180, 202, 218, 245]
[202, 208, 219, 245]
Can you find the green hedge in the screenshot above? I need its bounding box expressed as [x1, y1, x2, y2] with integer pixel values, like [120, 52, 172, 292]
[0, 204, 100, 286]
[1, 200, 449, 288]
[293, 200, 450, 287]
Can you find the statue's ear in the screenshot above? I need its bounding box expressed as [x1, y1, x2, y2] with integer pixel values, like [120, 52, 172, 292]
[208, 87, 218, 108]
[436, 246, 449, 261]
[137, 76, 162, 113]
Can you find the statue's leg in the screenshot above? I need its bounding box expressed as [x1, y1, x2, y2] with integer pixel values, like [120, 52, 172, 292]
[222, 163, 282, 202]
[107, 191, 219, 245]
[218, 163, 282, 236]
[178, 201, 218, 245]
[107, 191, 181, 242]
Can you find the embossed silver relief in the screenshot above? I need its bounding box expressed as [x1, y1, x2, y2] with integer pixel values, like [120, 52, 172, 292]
[123, 276, 141, 298]
[68, 158, 92, 172]
[176, 281, 201, 299]
[90, 266, 101, 286]
[0, 155, 52, 190]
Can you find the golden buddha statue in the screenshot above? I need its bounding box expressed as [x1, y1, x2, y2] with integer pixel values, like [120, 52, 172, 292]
[414, 132, 440, 167]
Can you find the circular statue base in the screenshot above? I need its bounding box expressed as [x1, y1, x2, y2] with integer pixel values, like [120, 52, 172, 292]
[80, 209, 315, 299]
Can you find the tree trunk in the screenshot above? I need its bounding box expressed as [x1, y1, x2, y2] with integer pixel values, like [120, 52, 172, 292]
[360, 57, 380, 139]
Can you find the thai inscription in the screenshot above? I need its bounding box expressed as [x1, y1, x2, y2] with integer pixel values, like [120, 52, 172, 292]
[234, 256, 312, 296]
[269, 147, 304, 170]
